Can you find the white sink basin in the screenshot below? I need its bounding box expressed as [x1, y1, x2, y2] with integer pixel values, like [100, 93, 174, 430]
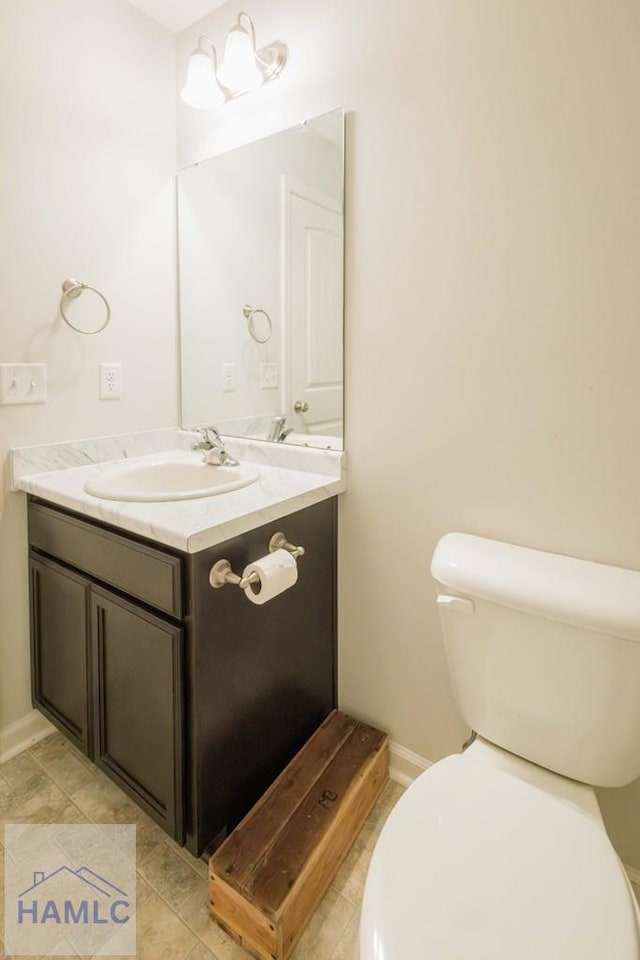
[84, 456, 260, 502]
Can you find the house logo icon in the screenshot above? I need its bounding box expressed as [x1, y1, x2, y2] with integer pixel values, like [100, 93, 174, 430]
[4, 822, 136, 957]
[17, 865, 131, 926]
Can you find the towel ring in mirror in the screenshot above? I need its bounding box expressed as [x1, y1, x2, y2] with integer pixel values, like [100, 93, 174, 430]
[242, 304, 272, 344]
[60, 279, 111, 335]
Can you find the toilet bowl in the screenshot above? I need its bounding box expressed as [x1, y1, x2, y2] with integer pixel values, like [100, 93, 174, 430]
[359, 740, 640, 958]
[358, 533, 640, 958]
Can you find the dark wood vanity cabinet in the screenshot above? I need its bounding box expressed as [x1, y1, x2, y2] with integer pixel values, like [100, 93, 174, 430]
[29, 500, 185, 839]
[27, 495, 337, 857]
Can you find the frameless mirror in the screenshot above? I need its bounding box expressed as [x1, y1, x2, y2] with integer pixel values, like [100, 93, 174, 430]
[178, 108, 344, 450]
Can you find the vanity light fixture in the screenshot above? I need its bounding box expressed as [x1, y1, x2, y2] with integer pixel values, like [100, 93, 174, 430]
[180, 12, 288, 110]
[180, 38, 225, 110]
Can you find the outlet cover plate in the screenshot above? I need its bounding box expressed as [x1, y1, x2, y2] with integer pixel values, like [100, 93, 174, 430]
[99, 363, 123, 400]
[260, 363, 278, 389]
[222, 363, 236, 393]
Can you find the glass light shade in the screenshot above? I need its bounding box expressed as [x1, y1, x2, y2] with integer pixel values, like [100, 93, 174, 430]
[217, 25, 263, 94]
[180, 50, 223, 110]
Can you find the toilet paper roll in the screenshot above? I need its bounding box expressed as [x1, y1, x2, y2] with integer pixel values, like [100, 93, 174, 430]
[242, 548, 298, 605]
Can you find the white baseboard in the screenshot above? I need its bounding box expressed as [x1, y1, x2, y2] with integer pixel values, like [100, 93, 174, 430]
[389, 740, 431, 787]
[0, 710, 55, 764]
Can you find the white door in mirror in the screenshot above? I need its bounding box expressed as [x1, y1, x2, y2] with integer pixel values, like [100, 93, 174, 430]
[284, 185, 343, 435]
[84, 457, 260, 502]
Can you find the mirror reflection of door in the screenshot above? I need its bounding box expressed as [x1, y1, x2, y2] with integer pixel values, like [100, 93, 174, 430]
[282, 178, 344, 438]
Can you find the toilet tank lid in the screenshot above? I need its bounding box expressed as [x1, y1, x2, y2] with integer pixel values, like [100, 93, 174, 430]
[431, 532, 640, 643]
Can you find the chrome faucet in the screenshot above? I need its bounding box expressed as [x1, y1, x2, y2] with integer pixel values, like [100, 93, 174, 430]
[267, 416, 293, 443]
[190, 426, 239, 466]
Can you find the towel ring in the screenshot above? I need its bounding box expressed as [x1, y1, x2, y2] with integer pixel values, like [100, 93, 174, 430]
[242, 304, 272, 344]
[60, 279, 111, 335]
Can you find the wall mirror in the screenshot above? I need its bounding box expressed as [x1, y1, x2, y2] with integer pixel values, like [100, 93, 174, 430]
[178, 108, 344, 449]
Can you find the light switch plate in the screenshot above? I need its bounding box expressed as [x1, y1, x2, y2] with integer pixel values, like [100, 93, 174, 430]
[0, 363, 47, 405]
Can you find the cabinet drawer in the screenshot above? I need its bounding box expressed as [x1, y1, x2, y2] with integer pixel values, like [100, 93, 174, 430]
[28, 500, 183, 618]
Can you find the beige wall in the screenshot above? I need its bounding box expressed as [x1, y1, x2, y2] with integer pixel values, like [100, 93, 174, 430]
[0, 0, 177, 734]
[177, 0, 640, 866]
[3, 0, 640, 869]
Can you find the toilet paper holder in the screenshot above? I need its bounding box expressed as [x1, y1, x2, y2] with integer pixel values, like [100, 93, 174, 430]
[209, 532, 305, 590]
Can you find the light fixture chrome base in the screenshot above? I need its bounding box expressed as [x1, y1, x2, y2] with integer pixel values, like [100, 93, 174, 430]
[256, 41, 288, 82]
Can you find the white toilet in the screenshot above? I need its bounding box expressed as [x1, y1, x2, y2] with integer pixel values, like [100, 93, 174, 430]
[358, 532, 640, 958]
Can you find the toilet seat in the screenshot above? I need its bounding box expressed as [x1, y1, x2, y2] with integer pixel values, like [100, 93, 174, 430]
[360, 751, 640, 959]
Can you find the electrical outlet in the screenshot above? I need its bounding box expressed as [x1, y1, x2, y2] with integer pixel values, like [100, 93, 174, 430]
[260, 363, 278, 389]
[222, 363, 236, 393]
[0, 363, 47, 405]
[99, 363, 123, 400]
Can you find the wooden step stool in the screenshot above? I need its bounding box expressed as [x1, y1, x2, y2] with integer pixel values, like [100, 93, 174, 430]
[209, 710, 389, 960]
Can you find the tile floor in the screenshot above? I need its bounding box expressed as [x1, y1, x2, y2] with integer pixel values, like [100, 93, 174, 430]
[2, 735, 639, 959]
[0, 732, 404, 960]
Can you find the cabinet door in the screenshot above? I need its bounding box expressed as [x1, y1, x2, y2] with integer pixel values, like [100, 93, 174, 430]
[90, 588, 184, 841]
[29, 554, 91, 755]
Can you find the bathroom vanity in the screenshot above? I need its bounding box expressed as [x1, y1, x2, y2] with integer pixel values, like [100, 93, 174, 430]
[13, 434, 346, 857]
[10, 107, 346, 860]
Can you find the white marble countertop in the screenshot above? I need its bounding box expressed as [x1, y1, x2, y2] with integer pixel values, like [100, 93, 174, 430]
[10, 429, 346, 553]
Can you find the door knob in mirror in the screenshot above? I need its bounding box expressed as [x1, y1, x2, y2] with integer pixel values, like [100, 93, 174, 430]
[293, 400, 309, 413]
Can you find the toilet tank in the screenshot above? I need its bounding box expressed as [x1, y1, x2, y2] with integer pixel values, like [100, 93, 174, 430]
[431, 533, 640, 788]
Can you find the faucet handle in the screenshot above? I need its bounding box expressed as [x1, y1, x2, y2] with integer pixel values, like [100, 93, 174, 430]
[199, 425, 222, 445]
[184, 425, 223, 452]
